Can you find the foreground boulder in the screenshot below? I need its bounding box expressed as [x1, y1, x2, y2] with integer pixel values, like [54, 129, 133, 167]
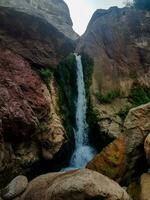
[19, 169, 130, 200]
[87, 103, 150, 183]
[1, 175, 28, 200]
[140, 173, 150, 200]
[144, 134, 150, 166]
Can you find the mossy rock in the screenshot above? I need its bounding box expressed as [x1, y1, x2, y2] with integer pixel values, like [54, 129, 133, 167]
[127, 182, 140, 200]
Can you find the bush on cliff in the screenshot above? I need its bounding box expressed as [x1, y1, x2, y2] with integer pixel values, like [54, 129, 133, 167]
[39, 68, 53, 86]
[95, 90, 121, 104]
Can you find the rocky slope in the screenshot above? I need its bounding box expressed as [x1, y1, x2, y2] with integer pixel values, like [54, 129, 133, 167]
[87, 103, 150, 184]
[77, 7, 150, 142]
[0, 0, 77, 187]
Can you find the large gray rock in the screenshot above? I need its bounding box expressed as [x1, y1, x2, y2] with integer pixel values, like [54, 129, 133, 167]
[0, 0, 78, 40]
[20, 169, 130, 200]
[1, 175, 28, 200]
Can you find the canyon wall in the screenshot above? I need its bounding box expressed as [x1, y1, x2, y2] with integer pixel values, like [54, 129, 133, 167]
[0, 0, 77, 186]
[77, 7, 150, 142]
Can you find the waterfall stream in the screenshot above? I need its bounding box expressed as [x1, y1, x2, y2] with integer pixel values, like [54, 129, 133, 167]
[63, 54, 96, 170]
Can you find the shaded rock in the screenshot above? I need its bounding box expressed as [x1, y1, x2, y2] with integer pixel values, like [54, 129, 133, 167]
[87, 136, 126, 182]
[140, 173, 150, 200]
[20, 169, 130, 200]
[0, 0, 76, 68]
[1, 175, 28, 199]
[0, 49, 65, 185]
[0, 0, 78, 40]
[127, 182, 140, 200]
[144, 134, 150, 166]
[87, 103, 150, 183]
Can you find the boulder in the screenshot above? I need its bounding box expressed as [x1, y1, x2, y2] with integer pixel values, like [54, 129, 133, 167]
[87, 103, 150, 182]
[0, 49, 65, 185]
[144, 134, 150, 166]
[87, 136, 126, 182]
[1, 175, 28, 200]
[20, 169, 130, 200]
[140, 173, 150, 200]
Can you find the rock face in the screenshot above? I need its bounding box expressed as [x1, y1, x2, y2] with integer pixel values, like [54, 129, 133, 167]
[1, 175, 28, 200]
[144, 134, 150, 166]
[87, 103, 150, 183]
[140, 173, 150, 200]
[0, 49, 65, 185]
[77, 7, 150, 94]
[77, 7, 150, 143]
[0, 0, 78, 40]
[0, 0, 77, 67]
[87, 136, 126, 182]
[17, 169, 130, 200]
[0, 0, 76, 187]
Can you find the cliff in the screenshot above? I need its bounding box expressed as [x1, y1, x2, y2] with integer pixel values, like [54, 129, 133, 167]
[0, 0, 77, 186]
[0, 0, 78, 67]
[77, 7, 150, 94]
[77, 7, 150, 142]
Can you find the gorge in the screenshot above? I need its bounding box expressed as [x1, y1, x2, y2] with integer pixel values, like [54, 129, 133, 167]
[0, 0, 150, 199]
[64, 54, 96, 170]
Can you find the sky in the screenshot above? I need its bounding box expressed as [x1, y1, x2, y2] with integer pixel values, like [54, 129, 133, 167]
[64, 0, 125, 35]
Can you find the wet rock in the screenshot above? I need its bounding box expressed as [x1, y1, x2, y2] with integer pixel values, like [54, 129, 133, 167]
[87, 136, 126, 182]
[1, 176, 28, 200]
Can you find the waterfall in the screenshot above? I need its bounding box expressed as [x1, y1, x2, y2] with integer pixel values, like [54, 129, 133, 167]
[63, 53, 96, 170]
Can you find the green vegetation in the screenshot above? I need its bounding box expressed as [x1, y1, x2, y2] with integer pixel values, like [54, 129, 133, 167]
[130, 85, 150, 106]
[81, 53, 94, 92]
[102, 163, 118, 178]
[95, 90, 121, 104]
[55, 54, 77, 140]
[39, 68, 53, 86]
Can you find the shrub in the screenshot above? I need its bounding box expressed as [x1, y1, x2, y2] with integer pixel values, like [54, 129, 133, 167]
[95, 90, 121, 104]
[130, 86, 150, 106]
[39, 68, 53, 85]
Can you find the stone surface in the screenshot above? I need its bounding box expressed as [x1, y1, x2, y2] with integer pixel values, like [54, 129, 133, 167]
[1, 175, 28, 199]
[87, 103, 150, 183]
[140, 173, 150, 200]
[77, 7, 150, 94]
[87, 136, 126, 182]
[0, 0, 78, 40]
[0, 2, 76, 68]
[77, 7, 150, 145]
[20, 169, 130, 200]
[144, 134, 150, 166]
[0, 49, 65, 185]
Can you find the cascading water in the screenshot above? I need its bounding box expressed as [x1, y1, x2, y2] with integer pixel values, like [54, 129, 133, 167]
[63, 53, 96, 170]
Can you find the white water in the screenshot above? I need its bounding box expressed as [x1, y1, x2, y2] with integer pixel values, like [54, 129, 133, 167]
[63, 54, 96, 170]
